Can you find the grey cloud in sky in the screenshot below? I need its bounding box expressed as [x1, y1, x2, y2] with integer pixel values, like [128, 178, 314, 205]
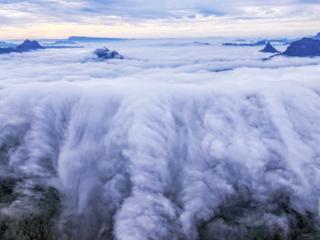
[0, 0, 319, 38]
[0, 0, 319, 23]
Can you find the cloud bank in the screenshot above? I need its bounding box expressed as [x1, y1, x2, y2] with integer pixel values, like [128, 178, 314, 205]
[1, 39, 320, 239]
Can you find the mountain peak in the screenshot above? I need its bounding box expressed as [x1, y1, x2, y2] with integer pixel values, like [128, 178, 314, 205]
[16, 40, 44, 51]
[313, 32, 320, 40]
[260, 41, 279, 53]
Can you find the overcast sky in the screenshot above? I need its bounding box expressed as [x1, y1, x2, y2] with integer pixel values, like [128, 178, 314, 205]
[0, 0, 319, 39]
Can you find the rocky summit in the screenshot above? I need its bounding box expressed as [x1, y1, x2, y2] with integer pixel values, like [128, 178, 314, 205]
[94, 47, 124, 60]
[260, 42, 280, 53]
[16, 40, 45, 51]
[282, 37, 320, 57]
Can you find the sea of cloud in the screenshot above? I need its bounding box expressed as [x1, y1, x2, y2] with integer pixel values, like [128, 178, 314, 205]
[1, 38, 320, 239]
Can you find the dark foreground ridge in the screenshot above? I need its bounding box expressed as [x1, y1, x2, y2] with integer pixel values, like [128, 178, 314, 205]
[0, 178, 60, 240]
[1, 177, 320, 240]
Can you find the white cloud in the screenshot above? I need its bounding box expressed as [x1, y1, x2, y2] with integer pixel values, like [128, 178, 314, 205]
[1, 39, 320, 239]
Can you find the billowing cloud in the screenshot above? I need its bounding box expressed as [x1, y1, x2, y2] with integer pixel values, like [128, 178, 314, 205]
[1, 39, 320, 239]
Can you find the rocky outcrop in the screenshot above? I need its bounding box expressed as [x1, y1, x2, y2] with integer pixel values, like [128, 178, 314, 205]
[94, 47, 124, 60]
[16, 40, 44, 51]
[282, 37, 320, 57]
[260, 42, 280, 53]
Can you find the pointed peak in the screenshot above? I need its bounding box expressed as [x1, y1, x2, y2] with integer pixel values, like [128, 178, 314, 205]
[260, 42, 280, 53]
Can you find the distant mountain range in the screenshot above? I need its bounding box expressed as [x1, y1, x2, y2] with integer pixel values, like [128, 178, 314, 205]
[262, 32, 320, 58]
[0, 39, 83, 55]
[223, 39, 292, 47]
[1, 33, 319, 58]
[224, 32, 320, 58]
[223, 40, 269, 47]
[0, 41, 17, 48]
[57, 36, 126, 44]
[0, 40, 44, 54]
